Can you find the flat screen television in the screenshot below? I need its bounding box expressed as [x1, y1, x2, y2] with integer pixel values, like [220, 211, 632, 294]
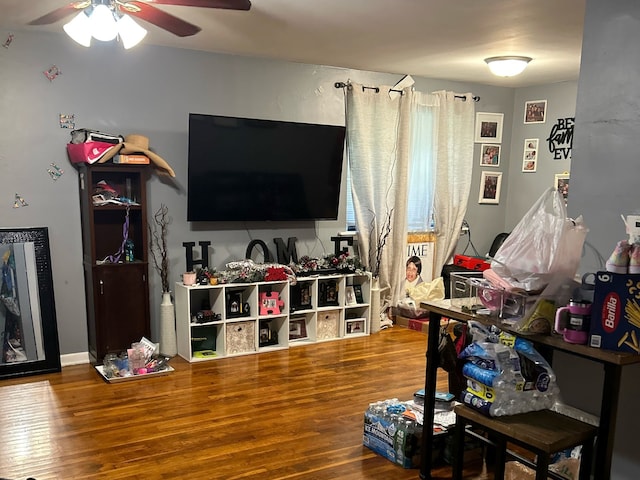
[187, 113, 346, 222]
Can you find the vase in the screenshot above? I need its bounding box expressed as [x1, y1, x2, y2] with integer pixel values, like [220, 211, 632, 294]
[160, 291, 177, 356]
[370, 277, 382, 333]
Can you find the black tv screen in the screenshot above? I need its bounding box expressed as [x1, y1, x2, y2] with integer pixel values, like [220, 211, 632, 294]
[187, 114, 346, 222]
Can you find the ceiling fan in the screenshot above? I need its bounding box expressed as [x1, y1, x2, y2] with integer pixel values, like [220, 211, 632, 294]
[28, 0, 251, 38]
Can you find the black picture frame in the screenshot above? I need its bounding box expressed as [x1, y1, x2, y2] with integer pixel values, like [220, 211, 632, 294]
[319, 280, 339, 307]
[353, 284, 364, 304]
[258, 319, 278, 347]
[290, 283, 312, 313]
[300, 283, 312, 308]
[226, 291, 244, 318]
[0, 227, 61, 380]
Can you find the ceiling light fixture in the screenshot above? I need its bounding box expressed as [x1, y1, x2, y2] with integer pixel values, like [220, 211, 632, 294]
[63, 1, 147, 49]
[484, 56, 532, 77]
[63, 11, 92, 47]
[117, 15, 148, 49]
[89, 3, 118, 41]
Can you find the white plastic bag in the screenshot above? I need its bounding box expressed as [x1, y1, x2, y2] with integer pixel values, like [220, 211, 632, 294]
[490, 188, 588, 292]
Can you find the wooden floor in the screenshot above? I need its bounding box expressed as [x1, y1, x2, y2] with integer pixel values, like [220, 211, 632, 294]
[0, 326, 487, 480]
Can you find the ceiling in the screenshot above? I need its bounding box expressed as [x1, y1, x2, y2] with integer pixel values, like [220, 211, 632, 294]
[0, 0, 586, 88]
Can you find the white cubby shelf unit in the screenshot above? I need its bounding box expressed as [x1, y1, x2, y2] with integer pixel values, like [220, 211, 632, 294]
[175, 273, 372, 362]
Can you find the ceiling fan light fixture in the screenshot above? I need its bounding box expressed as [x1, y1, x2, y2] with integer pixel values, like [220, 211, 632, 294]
[89, 3, 118, 42]
[117, 15, 147, 49]
[63, 11, 92, 47]
[484, 56, 532, 77]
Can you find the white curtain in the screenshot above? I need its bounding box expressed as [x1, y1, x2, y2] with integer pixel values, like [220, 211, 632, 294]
[345, 84, 475, 306]
[432, 91, 476, 275]
[407, 92, 439, 232]
[345, 83, 411, 308]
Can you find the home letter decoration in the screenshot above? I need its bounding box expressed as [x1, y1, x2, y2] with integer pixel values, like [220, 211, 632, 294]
[331, 235, 354, 256]
[274, 237, 298, 264]
[245, 239, 273, 263]
[182, 241, 211, 272]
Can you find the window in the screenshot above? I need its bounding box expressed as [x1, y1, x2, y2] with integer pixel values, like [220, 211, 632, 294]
[345, 105, 437, 232]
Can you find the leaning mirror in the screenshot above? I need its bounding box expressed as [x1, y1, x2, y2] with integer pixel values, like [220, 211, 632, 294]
[0, 227, 61, 379]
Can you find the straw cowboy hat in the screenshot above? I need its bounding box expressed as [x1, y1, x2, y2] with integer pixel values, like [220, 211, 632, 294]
[99, 134, 175, 177]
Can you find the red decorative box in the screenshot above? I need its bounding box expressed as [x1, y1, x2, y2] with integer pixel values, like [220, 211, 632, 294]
[453, 254, 490, 271]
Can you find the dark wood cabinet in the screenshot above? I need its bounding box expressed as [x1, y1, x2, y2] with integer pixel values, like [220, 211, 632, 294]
[77, 164, 151, 363]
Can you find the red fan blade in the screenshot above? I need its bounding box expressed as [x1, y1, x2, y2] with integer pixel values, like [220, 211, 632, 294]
[28, 2, 89, 25]
[145, 0, 251, 10]
[123, 1, 201, 37]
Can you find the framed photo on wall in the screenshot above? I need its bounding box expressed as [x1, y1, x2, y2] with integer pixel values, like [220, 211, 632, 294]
[480, 144, 501, 166]
[524, 100, 547, 124]
[554, 172, 570, 206]
[522, 138, 539, 172]
[475, 112, 504, 143]
[478, 171, 503, 204]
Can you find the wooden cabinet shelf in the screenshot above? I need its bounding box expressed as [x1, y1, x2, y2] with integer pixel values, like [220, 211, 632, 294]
[76, 164, 151, 363]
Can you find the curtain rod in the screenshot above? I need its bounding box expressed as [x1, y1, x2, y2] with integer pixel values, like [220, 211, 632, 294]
[334, 81, 480, 102]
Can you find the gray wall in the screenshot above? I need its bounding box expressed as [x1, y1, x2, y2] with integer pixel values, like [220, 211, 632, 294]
[0, 29, 516, 356]
[506, 82, 576, 229]
[456, 81, 577, 257]
[554, 0, 640, 478]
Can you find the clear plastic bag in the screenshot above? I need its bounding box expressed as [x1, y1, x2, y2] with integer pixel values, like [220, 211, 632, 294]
[490, 188, 588, 292]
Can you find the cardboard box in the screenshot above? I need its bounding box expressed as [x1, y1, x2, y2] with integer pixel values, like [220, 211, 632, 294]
[114, 154, 150, 165]
[395, 315, 429, 334]
[589, 271, 640, 353]
[363, 409, 422, 468]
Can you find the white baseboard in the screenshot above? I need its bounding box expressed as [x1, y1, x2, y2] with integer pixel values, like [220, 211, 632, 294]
[61, 352, 90, 367]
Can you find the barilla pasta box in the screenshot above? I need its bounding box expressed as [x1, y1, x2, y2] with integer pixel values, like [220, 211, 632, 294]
[589, 271, 640, 354]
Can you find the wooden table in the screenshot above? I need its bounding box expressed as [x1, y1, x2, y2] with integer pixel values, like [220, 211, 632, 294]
[417, 300, 640, 480]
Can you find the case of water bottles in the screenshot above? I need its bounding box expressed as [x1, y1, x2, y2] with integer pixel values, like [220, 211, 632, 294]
[362, 399, 423, 468]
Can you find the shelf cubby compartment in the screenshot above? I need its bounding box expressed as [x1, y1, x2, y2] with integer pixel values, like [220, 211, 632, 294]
[317, 309, 340, 341]
[258, 281, 288, 317]
[224, 285, 256, 320]
[345, 306, 370, 336]
[225, 320, 256, 356]
[288, 313, 316, 345]
[190, 324, 224, 361]
[189, 286, 224, 325]
[258, 316, 288, 351]
[317, 277, 341, 308]
[290, 278, 315, 313]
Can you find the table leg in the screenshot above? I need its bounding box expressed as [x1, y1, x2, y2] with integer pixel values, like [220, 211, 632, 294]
[419, 310, 442, 480]
[594, 363, 622, 480]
